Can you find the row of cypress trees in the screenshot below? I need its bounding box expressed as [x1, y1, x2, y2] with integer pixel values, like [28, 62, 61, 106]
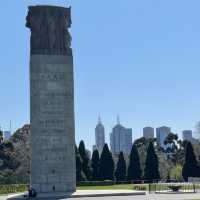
[76, 140, 160, 182]
[76, 139, 200, 182]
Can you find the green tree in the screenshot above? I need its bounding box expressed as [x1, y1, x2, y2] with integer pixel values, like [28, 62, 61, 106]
[170, 165, 183, 181]
[127, 144, 141, 181]
[134, 137, 156, 148]
[182, 142, 200, 181]
[115, 152, 126, 182]
[75, 145, 86, 182]
[91, 150, 100, 181]
[164, 133, 178, 151]
[164, 133, 183, 164]
[78, 141, 92, 180]
[0, 170, 18, 184]
[144, 142, 160, 182]
[99, 144, 114, 180]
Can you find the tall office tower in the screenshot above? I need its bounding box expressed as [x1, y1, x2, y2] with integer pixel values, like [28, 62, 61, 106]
[92, 145, 97, 152]
[143, 127, 154, 139]
[182, 130, 193, 141]
[182, 130, 198, 144]
[95, 116, 105, 152]
[110, 117, 132, 154]
[3, 131, 11, 141]
[125, 128, 133, 153]
[156, 126, 171, 149]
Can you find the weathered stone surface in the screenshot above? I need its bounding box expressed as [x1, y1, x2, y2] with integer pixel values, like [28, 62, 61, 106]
[29, 54, 76, 194]
[26, 6, 72, 55]
[27, 5, 76, 195]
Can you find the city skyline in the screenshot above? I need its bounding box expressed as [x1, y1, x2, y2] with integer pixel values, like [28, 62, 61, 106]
[92, 116, 198, 152]
[1, 0, 200, 151]
[1, 115, 198, 150]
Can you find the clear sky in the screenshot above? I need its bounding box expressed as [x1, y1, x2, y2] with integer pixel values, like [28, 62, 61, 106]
[0, 0, 200, 150]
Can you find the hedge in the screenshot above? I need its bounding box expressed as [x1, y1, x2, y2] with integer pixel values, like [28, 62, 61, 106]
[0, 184, 27, 194]
[77, 181, 115, 187]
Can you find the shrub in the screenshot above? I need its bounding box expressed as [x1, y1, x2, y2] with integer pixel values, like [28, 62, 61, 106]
[0, 184, 27, 194]
[77, 180, 114, 187]
[133, 184, 148, 191]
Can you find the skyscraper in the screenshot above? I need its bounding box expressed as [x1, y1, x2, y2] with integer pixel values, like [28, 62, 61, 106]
[110, 117, 132, 154]
[182, 130, 193, 141]
[182, 130, 198, 144]
[156, 126, 171, 149]
[95, 116, 105, 152]
[3, 131, 11, 141]
[143, 127, 154, 139]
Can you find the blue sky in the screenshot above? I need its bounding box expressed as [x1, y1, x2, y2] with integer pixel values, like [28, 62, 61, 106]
[0, 0, 200, 150]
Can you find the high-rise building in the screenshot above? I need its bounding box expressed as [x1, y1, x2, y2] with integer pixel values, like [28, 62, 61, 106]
[110, 117, 132, 154]
[95, 116, 105, 152]
[156, 126, 171, 149]
[143, 127, 154, 139]
[3, 131, 11, 141]
[182, 130, 193, 141]
[182, 130, 199, 144]
[93, 145, 97, 152]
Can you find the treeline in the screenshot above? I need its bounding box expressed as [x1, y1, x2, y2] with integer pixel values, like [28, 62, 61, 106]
[76, 140, 200, 182]
[76, 141, 160, 182]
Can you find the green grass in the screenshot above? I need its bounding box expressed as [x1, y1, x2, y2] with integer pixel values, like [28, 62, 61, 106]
[0, 184, 147, 195]
[0, 183, 147, 195]
[77, 184, 148, 190]
[1, 183, 199, 195]
[77, 183, 200, 192]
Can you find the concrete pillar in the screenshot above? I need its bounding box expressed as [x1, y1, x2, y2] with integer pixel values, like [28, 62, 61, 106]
[26, 5, 76, 196]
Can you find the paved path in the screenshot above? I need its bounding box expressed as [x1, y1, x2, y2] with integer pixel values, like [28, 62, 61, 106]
[3, 192, 200, 200]
[6, 190, 144, 199]
[0, 196, 7, 200]
[72, 189, 145, 197]
[69, 194, 200, 200]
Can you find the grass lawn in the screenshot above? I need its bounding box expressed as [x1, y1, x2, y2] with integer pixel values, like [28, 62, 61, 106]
[77, 184, 148, 190]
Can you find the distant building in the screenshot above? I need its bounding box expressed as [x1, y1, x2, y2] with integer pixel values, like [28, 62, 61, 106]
[156, 126, 171, 149]
[3, 131, 11, 141]
[110, 117, 132, 154]
[92, 145, 97, 152]
[95, 116, 105, 152]
[182, 130, 199, 145]
[191, 138, 199, 145]
[143, 127, 154, 139]
[182, 130, 193, 141]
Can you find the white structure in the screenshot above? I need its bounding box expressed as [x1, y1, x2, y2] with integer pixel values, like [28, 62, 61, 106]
[110, 117, 132, 154]
[156, 126, 171, 149]
[3, 131, 11, 141]
[95, 116, 105, 152]
[143, 127, 154, 139]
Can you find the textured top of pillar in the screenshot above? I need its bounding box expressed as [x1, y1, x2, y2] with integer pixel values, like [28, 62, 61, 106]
[26, 5, 72, 56]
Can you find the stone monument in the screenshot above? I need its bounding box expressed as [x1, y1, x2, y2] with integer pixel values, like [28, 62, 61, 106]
[26, 5, 76, 196]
